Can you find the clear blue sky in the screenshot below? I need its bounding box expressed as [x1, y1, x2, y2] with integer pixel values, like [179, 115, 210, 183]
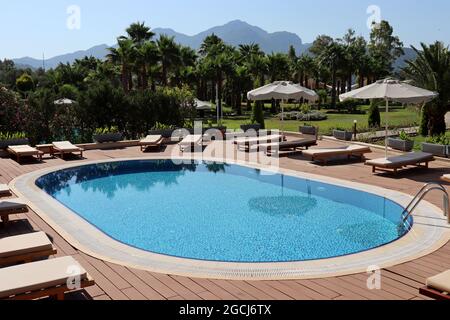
[1, 0, 448, 59]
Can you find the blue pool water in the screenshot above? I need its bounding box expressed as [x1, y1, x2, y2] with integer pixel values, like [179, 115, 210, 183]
[36, 160, 411, 262]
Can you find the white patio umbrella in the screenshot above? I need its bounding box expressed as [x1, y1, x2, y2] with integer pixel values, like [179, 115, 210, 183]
[247, 81, 319, 130]
[194, 99, 213, 111]
[340, 78, 438, 158]
[54, 98, 76, 105]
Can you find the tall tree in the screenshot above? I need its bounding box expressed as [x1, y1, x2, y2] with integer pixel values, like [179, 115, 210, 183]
[403, 41, 450, 135]
[156, 35, 182, 86]
[106, 38, 136, 92]
[318, 41, 347, 107]
[368, 20, 404, 80]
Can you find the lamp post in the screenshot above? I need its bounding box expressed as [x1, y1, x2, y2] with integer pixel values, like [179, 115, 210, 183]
[353, 120, 358, 141]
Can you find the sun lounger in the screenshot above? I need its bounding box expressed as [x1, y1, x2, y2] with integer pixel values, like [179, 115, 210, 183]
[0, 256, 95, 300]
[366, 152, 435, 174]
[7, 145, 43, 163]
[235, 134, 285, 152]
[0, 199, 28, 226]
[52, 141, 84, 159]
[0, 184, 11, 197]
[0, 232, 57, 267]
[419, 270, 450, 300]
[179, 135, 203, 152]
[442, 175, 450, 183]
[303, 145, 372, 164]
[258, 138, 318, 156]
[139, 135, 163, 151]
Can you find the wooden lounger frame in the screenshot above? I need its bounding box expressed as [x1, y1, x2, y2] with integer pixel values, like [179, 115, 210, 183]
[261, 140, 318, 157]
[53, 146, 84, 159]
[0, 205, 28, 226]
[237, 136, 286, 153]
[308, 150, 369, 165]
[419, 286, 450, 301]
[139, 137, 164, 152]
[0, 248, 57, 267]
[7, 148, 43, 163]
[367, 159, 433, 174]
[2, 274, 95, 301]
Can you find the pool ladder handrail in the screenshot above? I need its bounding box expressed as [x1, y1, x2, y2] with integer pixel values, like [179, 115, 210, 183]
[402, 183, 449, 224]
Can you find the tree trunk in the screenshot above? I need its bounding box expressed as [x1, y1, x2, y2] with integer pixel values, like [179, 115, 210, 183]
[331, 70, 337, 108]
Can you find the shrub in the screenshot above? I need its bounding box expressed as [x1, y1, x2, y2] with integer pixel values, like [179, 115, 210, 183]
[251, 102, 265, 129]
[368, 99, 381, 128]
[398, 130, 412, 142]
[0, 132, 26, 140]
[298, 111, 328, 121]
[94, 126, 120, 135]
[427, 135, 450, 145]
[419, 104, 430, 136]
[336, 99, 361, 114]
[16, 73, 34, 93]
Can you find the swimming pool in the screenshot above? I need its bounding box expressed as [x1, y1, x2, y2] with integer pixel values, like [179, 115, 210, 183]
[36, 160, 412, 263]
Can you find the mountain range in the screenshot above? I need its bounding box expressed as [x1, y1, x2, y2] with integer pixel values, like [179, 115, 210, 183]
[11, 20, 415, 70]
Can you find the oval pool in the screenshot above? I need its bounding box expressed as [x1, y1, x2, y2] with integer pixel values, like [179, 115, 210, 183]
[36, 160, 412, 263]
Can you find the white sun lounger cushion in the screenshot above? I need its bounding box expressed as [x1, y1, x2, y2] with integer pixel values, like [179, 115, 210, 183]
[0, 256, 88, 298]
[427, 270, 450, 293]
[0, 232, 53, 258]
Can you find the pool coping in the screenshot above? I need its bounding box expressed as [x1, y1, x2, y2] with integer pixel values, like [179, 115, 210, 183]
[10, 155, 450, 281]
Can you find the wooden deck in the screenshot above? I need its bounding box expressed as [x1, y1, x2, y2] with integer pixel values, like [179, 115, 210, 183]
[0, 140, 449, 301]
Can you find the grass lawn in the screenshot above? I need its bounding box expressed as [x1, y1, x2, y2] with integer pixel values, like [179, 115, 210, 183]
[213, 105, 420, 135]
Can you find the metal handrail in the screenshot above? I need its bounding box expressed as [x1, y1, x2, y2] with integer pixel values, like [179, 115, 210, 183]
[402, 183, 449, 224]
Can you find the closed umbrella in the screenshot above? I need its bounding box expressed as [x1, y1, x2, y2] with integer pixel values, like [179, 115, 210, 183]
[54, 98, 76, 105]
[340, 78, 438, 158]
[194, 99, 213, 111]
[247, 81, 319, 130]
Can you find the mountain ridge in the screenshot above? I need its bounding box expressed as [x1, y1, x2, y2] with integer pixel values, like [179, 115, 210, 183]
[11, 20, 415, 70]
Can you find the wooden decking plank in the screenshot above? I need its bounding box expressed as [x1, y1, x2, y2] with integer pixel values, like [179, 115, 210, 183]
[351, 273, 415, 300]
[229, 281, 275, 300]
[381, 270, 425, 289]
[107, 264, 166, 300]
[211, 280, 259, 300]
[190, 278, 239, 300]
[171, 275, 210, 295]
[149, 273, 202, 300]
[338, 275, 402, 300]
[79, 253, 132, 290]
[71, 254, 129, 300]
[130, 269, 178, 298]
[310, 278, 368, 300]
[122, 287, 147, 300]
[247, 281, 294, 300]
[198, 291, 221, 300]
[296, 279, 341, 299]
[264, 281, 313, 300]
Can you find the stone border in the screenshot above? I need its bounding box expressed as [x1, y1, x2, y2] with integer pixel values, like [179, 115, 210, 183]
[10, 155, 450, 280]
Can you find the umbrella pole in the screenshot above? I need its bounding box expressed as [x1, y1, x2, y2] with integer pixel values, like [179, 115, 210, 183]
[385, 98, 389, 159]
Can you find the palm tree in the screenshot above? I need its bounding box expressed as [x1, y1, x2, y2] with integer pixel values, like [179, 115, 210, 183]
[106, 38, 136, 92]
[238, 43, 265, 64]
[199, 34, 224, 56]
[124, 21, 155, 45]
[403, 41, 450, 135]
[156, 35, 182, 86]
[294, 54, 315, 87]
[135, 41, 159, 89]
[318, 42, 347, 107]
